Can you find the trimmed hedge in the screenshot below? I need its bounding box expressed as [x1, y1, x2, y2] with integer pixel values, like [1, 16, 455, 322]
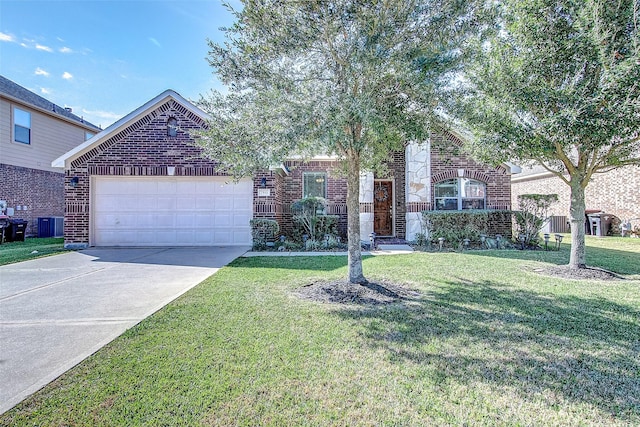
[422, 210, 513, 248]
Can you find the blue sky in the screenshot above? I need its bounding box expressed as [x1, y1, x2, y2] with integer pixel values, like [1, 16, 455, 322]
[0, 0, 239, 129]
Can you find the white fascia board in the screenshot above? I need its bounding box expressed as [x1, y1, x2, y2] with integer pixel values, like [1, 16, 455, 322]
[52, 90, 209, 169]
[504, 162, 522, 174]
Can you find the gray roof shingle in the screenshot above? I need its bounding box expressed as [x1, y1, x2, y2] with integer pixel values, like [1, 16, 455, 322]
[0, 75, 101, 131]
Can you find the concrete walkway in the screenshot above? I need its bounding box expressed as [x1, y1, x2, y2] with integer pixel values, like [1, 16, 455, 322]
[0, 246, 248, 414]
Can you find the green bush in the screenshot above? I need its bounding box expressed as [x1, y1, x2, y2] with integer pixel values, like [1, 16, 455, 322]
[422, 210, 513, 249]
[250, 219, 280, 250]
[514, 194, 558, 247]
[291, 197, 339, 245]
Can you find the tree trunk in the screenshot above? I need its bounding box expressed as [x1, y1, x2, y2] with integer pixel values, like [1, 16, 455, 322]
[568, 177, 587, 269]
[346, 150, 366, 284]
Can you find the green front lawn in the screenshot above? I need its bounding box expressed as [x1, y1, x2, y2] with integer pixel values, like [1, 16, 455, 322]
[0, 237, 68, 266]
[2, 238, 639, 426]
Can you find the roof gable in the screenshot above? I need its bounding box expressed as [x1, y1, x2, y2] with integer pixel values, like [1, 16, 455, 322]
[52, 90, 208, 169]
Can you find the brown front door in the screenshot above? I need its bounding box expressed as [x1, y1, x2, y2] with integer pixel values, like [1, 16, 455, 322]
[374, 180, 393, 236]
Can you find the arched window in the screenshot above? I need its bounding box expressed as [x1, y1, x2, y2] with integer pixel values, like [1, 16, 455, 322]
[435, 178, 486, 210]
[167, 117, 178, 137]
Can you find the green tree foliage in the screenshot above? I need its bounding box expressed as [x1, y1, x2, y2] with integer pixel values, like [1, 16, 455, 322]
[197, 0, 483, 283]
[452, 0, 640, 269]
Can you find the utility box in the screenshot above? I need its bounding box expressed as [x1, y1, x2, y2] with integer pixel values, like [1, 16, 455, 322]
[38, 217, 64, 238]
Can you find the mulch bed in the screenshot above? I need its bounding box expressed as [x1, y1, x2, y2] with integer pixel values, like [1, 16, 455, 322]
[294, 280, 421, 305]
[531, 265, 624, 281]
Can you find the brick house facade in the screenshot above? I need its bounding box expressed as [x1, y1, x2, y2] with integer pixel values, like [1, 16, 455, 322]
[55, 90, 515, 248]
[512, 165, 640, 234]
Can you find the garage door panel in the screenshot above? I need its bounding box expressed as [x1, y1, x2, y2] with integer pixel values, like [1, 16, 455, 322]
[195, 197, 215, 210]
[93, 177, 252, 246]
[234, 213, 252, 227]
[215, 214, 232, 227]
[157, 180, 177, 193]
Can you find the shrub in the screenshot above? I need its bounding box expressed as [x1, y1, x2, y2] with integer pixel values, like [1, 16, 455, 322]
[291, 197, 340, 245]
[514, 194, 558, 247]
[421, 210, 513, 249]
[250, 219, 279, 250]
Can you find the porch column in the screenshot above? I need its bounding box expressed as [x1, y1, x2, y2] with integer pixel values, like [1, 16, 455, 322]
[359, 172, 374, 242]
[405, 141, 431, 241]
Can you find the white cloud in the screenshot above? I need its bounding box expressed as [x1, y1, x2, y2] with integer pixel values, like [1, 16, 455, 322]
[35, 67, 50, 77]
[82, 109, 122, 121]
[59, 46, 73, 54]
[148, 37, 161, 48]
[40, 87, 50, 95]
[62, 72, 73, 80]
[35, 43, 53, 52]
[0, 32, 15, 42]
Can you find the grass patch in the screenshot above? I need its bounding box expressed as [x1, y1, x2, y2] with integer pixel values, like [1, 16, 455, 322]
[2, 239, 639, 426]
[0, 237, 68, 266]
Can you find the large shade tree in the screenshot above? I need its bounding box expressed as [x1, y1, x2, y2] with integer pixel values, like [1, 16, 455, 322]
[453, 0, 640, 269]
[197, 0, 482, 283]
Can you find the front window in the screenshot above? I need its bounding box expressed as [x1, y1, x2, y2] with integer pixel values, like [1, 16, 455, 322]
[14, 107, 31, 144]
[303, 172, 326, 198]
[435, 178, 486, 210]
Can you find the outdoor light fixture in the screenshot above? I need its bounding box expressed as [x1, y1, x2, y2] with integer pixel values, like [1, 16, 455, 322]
[438, 236, 445, 251]
[554, 234, 563, 250]
[69, 177, 79, 188]
[369, 232, 376, 251]
[518, 233, 526, 250]
[495, 234, 502, 249]
[543, 233, 550, 250]
[463, 238, 470, 250]
[480, 234, 487, 249]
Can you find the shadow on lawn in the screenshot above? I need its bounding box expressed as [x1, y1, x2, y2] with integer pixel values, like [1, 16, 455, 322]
[463, 245, 640, 276]
[232, 255, 349, 272]
[336, 280, 640, 421]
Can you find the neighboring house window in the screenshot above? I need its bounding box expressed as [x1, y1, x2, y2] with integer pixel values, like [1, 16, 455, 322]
[303, 172, 327, 198]
[435, 178, 486, 210]
[13, 107, 31, 144]
[85, 132, 95, 141]
[167, 117, 178, 137]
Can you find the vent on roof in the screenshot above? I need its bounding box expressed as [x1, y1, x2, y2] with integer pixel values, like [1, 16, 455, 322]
[65, 107, 72, 113]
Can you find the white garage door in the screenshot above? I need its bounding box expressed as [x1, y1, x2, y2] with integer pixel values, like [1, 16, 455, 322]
[93, 176, 253, 246]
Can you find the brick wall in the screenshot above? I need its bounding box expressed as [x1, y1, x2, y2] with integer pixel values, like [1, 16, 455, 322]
[512, 165, 640, 222]
[279, 160, 348, 237]
[64, 99, 226, 245]
[430, 133, 512, 210]
[0, 163, 64, 236]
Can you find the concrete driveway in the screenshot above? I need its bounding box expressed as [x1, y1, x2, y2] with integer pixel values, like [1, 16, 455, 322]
[0, 246, 248, 414]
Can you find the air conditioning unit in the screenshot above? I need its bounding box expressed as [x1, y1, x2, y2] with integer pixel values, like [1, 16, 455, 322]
[38, 217, 64, 238]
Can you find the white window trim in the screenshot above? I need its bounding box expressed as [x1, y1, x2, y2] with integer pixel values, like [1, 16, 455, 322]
[13, 107, 31, 145]
[435, 178, 486, 210]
